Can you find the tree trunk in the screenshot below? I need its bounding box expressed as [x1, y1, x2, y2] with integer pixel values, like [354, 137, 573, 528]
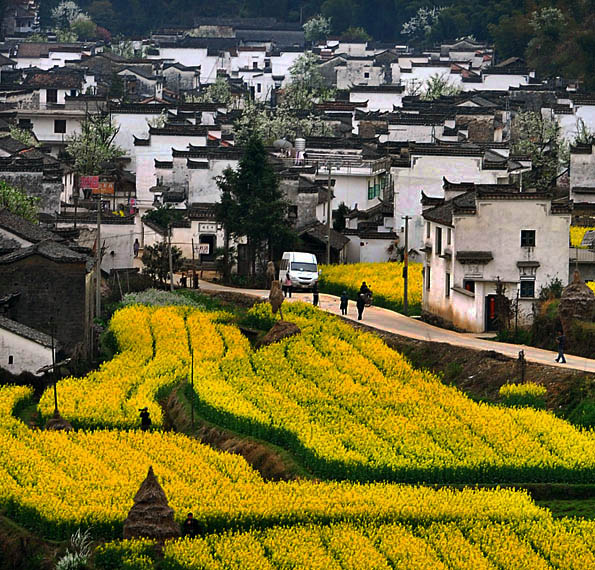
[223, 226, 230, 282]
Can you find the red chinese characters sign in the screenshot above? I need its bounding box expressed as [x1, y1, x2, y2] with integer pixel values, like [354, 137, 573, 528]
[79, 176, 99, 189]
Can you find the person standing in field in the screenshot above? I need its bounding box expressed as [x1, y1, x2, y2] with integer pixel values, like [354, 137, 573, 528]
[182, 512, 199, 538]
[555, 331, 567, 363]
[356, 293, 366, 320]
[139, 407, 151, 431]
[340, 291, 349, 315]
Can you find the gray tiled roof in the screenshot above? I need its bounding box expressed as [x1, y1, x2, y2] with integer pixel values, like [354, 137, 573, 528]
[0, 208, 58, 243]
[0, 240, 87, 264]
[0, 315, 54, 348]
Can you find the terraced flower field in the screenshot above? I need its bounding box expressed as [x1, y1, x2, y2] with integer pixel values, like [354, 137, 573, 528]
[96, 517, 595, 570]
[36, 302, 595, 484]
[5, 299, 595, 567]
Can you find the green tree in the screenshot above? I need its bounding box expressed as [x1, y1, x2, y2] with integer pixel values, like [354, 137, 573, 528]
[526, 8, 567, 78]
[339, 26, 370, 41]
[141, 241, 183, 286]
[303, 15, 332, 44]
[321, 0, 354, 34]
[189, 78, 233, 105]
[234, 98, 334, 146]
[421, 73, 462, 100]
[9, 125, 38, 147]
[511, 111, 568, 191]
[0, 181, 39, 222]
[215, 135, 297, 277]
[88, 0, 117, 30]
[142, 204, 184, 231]
[66, 114, 125, 175]
[282, 52, 334, 110]
[70, 14, 97, 40]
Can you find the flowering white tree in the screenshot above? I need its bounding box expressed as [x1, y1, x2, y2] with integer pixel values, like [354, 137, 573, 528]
[303, 15, 332, 44]
[51, 1, 83, 29]
[401, 6, 444, 41]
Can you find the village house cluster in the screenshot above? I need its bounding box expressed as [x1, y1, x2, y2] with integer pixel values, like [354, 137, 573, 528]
[0, 0, 594, 374]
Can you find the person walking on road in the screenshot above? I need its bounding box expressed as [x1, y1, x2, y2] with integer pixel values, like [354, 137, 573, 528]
[340, 291, 349, 315]
[356, 293, 366, 321]
[555, 332, 567, 364]
[133, 238, 140, 258]
[312, 282, 319, 307]
[282, 275, 292, 298]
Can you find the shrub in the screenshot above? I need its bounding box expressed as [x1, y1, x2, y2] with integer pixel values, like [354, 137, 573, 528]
[499, 382, 547, 408]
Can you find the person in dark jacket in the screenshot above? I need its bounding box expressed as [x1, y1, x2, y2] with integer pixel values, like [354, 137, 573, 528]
[182, 512, 199, 538]
[359, 281, 372, 296]
[312, 282, 319, 307]
[555, 332, 566, 363]
[193, 272, 199, 289]
[340, 291, 349, 315]
[356, 293, 366, 320]
[139, 407, 151, 431]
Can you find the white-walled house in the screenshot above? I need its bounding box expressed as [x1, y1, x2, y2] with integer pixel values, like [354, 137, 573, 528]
[569, 142, 595, 204]
[132, 125, 211, 211]
[349, 85, 404, 112]
[392, 144, 532, 251]
[421, 183, 571, 332]
[0, 315, 54, 375]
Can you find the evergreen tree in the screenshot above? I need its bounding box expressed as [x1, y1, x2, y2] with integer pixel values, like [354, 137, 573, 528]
[215, 136, 297, 278]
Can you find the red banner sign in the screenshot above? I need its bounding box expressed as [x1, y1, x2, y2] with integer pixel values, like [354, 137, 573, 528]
[79, 176, 99, 189]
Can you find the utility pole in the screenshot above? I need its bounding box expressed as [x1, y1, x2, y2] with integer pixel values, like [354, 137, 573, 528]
[190, 349, 194, 429]
[168, 223, 174, 292]
[402, 215, 410, 316]
[326, 163, 332, 265]
[51, 319, 58, 416]
[191, 237, 195, 290]
[95, 198, 101, 319]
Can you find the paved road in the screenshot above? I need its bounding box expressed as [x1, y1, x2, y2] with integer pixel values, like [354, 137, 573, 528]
[199, 280, 595, 374]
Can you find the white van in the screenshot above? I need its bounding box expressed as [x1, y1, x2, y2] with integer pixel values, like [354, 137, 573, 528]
[278, 252, 319, 290]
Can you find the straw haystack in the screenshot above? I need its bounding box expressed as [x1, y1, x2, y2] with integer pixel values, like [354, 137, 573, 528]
[123, 466, 179, 541]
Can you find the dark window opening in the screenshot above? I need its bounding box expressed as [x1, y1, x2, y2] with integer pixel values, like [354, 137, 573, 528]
[46, 88, 57, 103]
[445, 273, 450, 297]
[426, 266, 431, 290]
[8, 355, 13, 365]
[521, 230, 535, 247]
[463, 280, 475, 293]
[520, 280, 535, 298]
[435, 227, 442, 255]
[54, 119, 66, 134]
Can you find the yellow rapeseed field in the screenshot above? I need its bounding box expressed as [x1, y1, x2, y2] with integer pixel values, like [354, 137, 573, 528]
[570, 226, 595, 248]
[97, 518, 595, 569]
[36, 302, 595, 484]
[319, 262, 423, 313]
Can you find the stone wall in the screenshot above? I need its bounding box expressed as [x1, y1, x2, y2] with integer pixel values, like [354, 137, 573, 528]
[0, 255, 90, 353]
[0, 172, 62, 214]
